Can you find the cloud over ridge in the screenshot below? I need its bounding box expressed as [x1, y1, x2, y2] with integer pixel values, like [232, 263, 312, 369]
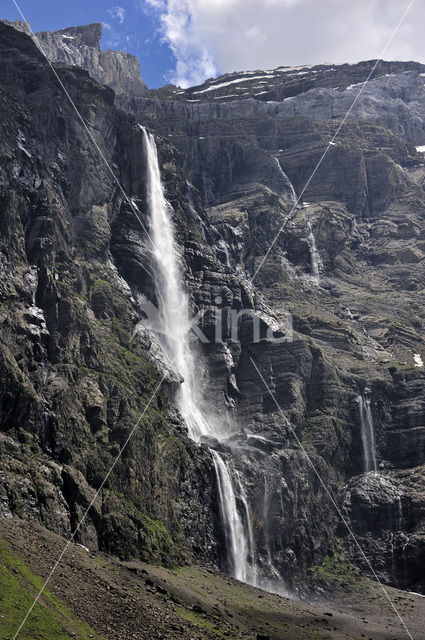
[142, 0, 423, 89]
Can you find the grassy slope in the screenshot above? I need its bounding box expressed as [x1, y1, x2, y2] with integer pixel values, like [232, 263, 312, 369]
[0, 540, 105, 640]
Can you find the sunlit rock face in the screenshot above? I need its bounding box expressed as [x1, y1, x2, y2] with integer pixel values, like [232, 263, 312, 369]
[2, 19, 425, 594]
[2, 20, 147, 102]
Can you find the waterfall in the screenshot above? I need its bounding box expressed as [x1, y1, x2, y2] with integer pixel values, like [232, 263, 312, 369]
[142, 127, 256, 583]
[261, 474, 286, 593]
[217, 238, 231, 268]
[358, 394, 378, 473]
[273, 157, 297, 205]
[234, 469, 257, 585]
[143, 127, 211, 442]
[396, 497, 405, 531]
[307, 222, 323, 285]
[212, 451, 256, 584]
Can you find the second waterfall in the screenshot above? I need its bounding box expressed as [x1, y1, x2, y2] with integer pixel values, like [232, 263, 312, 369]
[142, 127, 257, 585]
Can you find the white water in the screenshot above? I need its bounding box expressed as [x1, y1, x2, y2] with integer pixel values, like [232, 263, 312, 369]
[234, 470, 257, 585]
[143, 128, 256, 583]
[273, 157, 297, 205]
[212, 451, 257, 584]
[217, 238, 231, 267]
[358, 394, 378, 473]
[307, 223, 323, 285]
[396, 497, 405, 531]
[144, 128, 212, 442]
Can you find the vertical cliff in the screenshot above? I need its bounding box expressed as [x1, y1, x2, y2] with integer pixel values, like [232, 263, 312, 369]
[2, 20, 147, 100]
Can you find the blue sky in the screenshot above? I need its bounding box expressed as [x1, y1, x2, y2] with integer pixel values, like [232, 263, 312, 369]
[1, 1, 424, 89]
[1, 0, 175, 87]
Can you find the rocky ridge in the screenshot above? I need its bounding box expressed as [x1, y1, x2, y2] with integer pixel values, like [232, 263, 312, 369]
[2, 20, 147, 101]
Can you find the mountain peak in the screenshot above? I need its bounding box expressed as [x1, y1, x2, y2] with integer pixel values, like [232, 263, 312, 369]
[37, 22, 103, 49]
[1, 20, 147, 98]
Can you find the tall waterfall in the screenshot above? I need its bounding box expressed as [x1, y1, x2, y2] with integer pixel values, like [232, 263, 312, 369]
[142, 128, 256, 583]
[143, 127, 210, 442]
[358, 394, 378, 473]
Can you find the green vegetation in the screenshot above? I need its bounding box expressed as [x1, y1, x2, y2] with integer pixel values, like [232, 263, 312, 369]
[110, 491, 180, 565]
[176, 605, 226, 637]
[307, 551, 366, 590]
[385, 361, 415, 372]
[0, 540, 105, 640]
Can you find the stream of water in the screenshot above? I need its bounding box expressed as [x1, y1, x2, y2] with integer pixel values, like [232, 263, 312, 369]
[307, 222, 323, 285]
[358, 394, 378, 473]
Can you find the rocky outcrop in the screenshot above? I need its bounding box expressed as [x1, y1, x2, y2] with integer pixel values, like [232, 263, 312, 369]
[3, 20, 147, 100]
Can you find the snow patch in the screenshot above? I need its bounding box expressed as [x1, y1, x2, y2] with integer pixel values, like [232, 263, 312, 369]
[414, 353, 424, 368]
[193, 75, 273, 94]
[346, 81, 366, 91]
[416, 145, 425, 153]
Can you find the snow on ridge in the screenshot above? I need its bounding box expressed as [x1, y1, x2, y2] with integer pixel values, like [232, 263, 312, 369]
[346, 81, 366, 91]
[193, 75, 274, 94]
[273, 64, 314, 73]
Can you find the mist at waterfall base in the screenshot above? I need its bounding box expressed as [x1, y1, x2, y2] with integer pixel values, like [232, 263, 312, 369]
[142, 127, 288, 595]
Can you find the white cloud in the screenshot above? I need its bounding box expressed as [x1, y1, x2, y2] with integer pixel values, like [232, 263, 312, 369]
[140, 0, 425, 88]
[108, 6, 127, 24]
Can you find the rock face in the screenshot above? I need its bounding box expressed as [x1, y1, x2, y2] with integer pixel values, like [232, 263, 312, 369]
[2, 19, 425, 596]
[3, 20, 147, 101]
[0, 21, 216, 567]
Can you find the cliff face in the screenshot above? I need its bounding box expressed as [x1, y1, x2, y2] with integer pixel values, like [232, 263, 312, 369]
[2, 19, 425, 596]
[0, 21, 216, 567]
[2, 20, 147, 100]
[136, 63, 425, 590]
